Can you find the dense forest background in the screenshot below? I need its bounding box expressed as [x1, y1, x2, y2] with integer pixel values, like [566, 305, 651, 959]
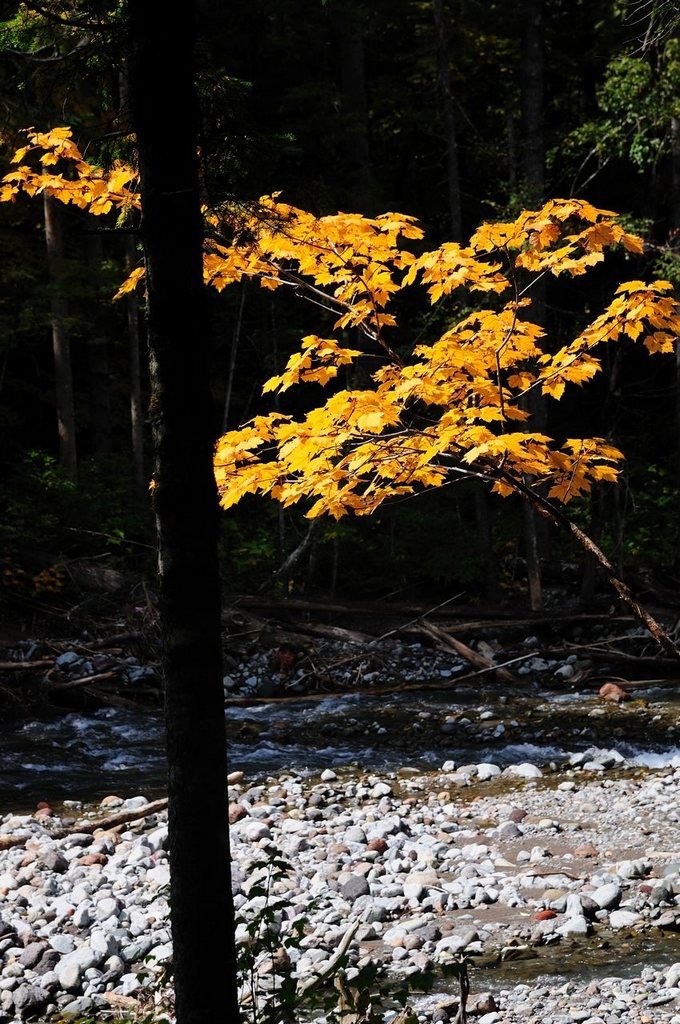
[2, 0, 680, 624]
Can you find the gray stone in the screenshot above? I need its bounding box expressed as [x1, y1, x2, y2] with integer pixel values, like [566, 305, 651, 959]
[34, 950, 61, 976]
[592, 883, 622, 910]
[90, 930, 118, 956]
[123, 795, 149, 811]
[616, 858, 650, 879]
[504, 763, 543, 779]
[121, 936, 154, 963]
[95, 897, 121, 921]
[72, 903, 91, 929]
[55, 652, 80, 669]
[657, 911, 680, 930]
[12, 984, 49, 1017]
[48, 934, 75, 955]
[498, 821, 522, 840]
[147, 864, 170, 887]
[608, 909, 640, 929]
[61, 996, 93, 1017]
[38, 849, 69, 874]
[119, 973, 141, 996]
[56, 961, 82, 992]
[19, 942, 48, 969]
[341, 875, 370, 901]
[557, 915, 589, 937]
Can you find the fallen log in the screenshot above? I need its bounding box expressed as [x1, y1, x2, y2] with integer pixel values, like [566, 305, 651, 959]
[545, 646, 680, 672]
[277, 621, 375, 645]
[228, 593, 638, 626]
[48, 670, 119, 691]
[0, 659, 53, 672]
[418, 620, 518, 683]
[0, 797, 169, 852]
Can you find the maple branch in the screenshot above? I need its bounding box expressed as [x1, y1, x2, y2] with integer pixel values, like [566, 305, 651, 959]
[24, 4, 117, 31]
[506, 474, 680, 659]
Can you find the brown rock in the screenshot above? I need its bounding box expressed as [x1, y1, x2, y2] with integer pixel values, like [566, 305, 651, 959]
[367, 838, 387, 854]
[574, 843, 599, 858]
[467, 992, 497, 1015]
[599, 682, 629, 703]
[533, 909, 557, 921]
[508, 807, 527, 823]
[77, 853, 107, 867]
[229, 804, 247, 825]
[100, 795, 123, 806]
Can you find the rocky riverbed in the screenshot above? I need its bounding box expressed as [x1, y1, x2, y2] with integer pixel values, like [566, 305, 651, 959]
[4, 750, 680, 1022]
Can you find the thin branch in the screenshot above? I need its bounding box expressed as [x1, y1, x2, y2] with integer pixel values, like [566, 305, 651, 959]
[506, 473, 680, 659]
[25, 4, 117, 30]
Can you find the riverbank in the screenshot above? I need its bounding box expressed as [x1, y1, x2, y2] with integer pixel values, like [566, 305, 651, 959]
[3, 752, 680, 1021]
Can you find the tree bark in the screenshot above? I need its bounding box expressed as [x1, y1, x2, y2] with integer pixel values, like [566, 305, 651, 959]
[520, 0, 547, 608]
[332, 2, 372, 210]
[433, 0, 463, 240]
[86, 234, 111, 455]
[125, 238, 146, 497]
[44, 193, 77, 479]
[126, 5, 239, 1024]
[520, 0, 544, 203]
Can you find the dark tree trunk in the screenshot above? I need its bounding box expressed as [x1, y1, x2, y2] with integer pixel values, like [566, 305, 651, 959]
[520, 0, 544, 203]
[86, 234, 111, 455]
[125, 238, 146, 497]
[127, 5, 239, 1024]
[332, 2, 372, 210]
[520, 0, 547, 609]
[44, 193, 77, 479]
[433, 0, 462, 240]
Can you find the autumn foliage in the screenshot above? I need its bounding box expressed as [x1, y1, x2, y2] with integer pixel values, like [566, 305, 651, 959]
[5, 127, 680, 521]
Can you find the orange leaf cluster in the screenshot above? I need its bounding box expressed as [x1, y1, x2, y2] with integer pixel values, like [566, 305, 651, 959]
[213, 200, 680, 517]
[4, 128, 678, 517]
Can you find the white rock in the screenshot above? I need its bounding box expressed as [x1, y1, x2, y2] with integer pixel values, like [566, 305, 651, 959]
[557, 915, 589, 936]
[592, 883, 621, 909]
[609, 909, 640, 929]
[504, 763, 543, 779]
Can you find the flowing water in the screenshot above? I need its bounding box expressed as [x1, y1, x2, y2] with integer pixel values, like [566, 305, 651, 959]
[3, 682, 680, 989]
[1, 681, 679, 806]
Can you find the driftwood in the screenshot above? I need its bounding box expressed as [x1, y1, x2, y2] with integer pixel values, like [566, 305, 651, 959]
[0, 634, 146, 673]
[229, 593, 637, 626]
[0, 659, 54, 672]
[297, 921, 360, 997]
[545, 646, 680, 672]
[0, 797, 169, 852]
[282, 621, 375, 645]
[418, 620, 517, 683]
[48, 670, 119, 691]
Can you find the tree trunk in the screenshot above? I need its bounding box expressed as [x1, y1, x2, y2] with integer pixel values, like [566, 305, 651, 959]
[520, 0, 544, 203]
[520, 0, 547, 609]
[125, 238, 146, 497]
[433, 0, 462, 240]
[44, 193, 77, 479]
[332, 2, 372, 210]
[127, 5, 239, 1024]
[670, 117, 680, 569]
[86, 234, 111, 455]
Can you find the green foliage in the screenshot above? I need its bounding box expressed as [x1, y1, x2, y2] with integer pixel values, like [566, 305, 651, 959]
[235, 853, 430, 1024]
[622, 463, 679, 563]
[0, 449, 153, 564]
